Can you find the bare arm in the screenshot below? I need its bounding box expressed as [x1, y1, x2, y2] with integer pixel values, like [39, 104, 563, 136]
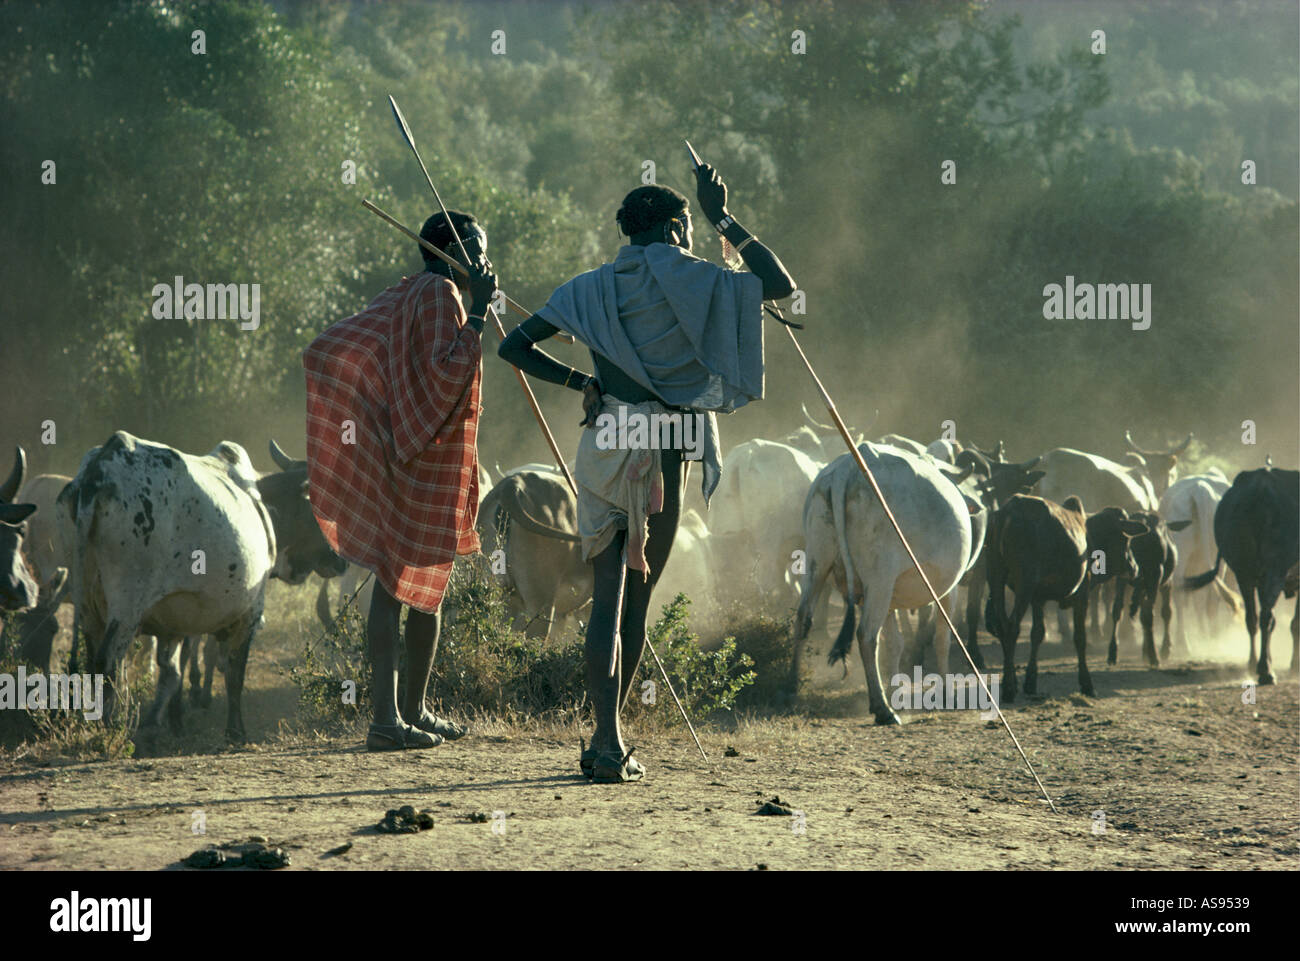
[695, 162, 796, 301]
[497, 313, 592, 392]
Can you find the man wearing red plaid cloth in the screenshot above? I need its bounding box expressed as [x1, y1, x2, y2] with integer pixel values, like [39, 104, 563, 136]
[303, 211, 497, 751]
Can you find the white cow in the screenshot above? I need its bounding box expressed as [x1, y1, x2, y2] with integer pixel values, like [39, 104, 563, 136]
[792, 443, 975, 724]
[782, 404, 874, 467]
[62, 432, 277, 742]
[15, 471, 156, 680]
[1160, 471, 1239, 648]
[708, 439, 821, 603]
[1036, 448, 1156, 513]
[877, 434, 928, 458]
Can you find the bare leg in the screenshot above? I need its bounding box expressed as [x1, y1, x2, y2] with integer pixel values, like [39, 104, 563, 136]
[367, 582, 402, 728]
[616, 449, 681, 713]
[401, 607, 440, 721]
[586, 535, 628, 757]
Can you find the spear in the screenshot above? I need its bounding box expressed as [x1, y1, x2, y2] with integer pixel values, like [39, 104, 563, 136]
[687, 140, 1057, 813]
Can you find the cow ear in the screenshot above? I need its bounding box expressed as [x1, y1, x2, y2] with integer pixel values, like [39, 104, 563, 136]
[1121, 519, 1148, 536]
[1166, 519, 1193, 532]
[1062, 495, 1085, 515]
[1025, 470, 1046, 487]
[299, 480, 310, 498]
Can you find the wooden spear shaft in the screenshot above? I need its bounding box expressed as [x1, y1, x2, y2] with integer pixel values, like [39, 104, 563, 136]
[361, 198, 577, 498]
[770, 305, 1058, 814]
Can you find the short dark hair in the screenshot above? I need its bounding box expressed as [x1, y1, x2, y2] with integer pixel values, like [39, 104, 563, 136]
[419, 210, 480, 266]
[616, 185, 689, 237]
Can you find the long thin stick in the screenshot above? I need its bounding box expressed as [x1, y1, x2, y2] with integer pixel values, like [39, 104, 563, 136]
[361, 199, 577, 498]
[771, 303, 1057, 813]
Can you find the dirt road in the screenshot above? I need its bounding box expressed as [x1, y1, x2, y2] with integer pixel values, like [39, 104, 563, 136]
[2, 650, 1295, 870]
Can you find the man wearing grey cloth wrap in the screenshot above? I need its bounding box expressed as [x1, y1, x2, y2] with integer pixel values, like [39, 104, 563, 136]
[498, 161, 796, 782]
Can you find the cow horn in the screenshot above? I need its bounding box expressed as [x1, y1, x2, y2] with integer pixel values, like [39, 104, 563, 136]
[1123, 451, 1147, 468]
[268, 439, 296, 471]
[1172, 432, 1193, 455]
[956, 447, 990, 477]
[801, 402, 834, 434]
[1124, 429, 1157, 456]
[0, 445, 26, 503]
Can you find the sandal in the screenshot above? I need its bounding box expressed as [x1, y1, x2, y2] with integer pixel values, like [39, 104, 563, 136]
[590, 745, 645, 784]
[366, 722, 443, 752]
[411, 711, 468, 741]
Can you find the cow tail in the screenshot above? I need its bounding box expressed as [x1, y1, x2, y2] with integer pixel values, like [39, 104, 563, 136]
[828, 597, 857, 666]
[831, 466, 858, 610]
[1184, 551, 1223, 591]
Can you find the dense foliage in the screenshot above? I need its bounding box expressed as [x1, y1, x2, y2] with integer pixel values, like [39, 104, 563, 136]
[2, 0, 1295, 474]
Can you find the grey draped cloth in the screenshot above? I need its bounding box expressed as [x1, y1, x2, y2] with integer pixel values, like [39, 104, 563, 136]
[537, 242, 766, 508]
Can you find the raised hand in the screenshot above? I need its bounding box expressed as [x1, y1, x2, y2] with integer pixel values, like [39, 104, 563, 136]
[694, 162, 729, 224]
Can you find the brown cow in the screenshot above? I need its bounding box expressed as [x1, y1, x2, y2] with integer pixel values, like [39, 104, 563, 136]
[984, 494, 1146, 701]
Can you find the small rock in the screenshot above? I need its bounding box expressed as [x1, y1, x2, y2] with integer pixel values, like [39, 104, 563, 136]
[324, 841, 353, 857]
[466, 812, 489, 824]
[248, 834, 268, 843]
[756, 863, 768, 870]
[724, 746, 740, 757]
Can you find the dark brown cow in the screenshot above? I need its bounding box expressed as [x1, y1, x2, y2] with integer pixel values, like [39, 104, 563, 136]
[984, 494, 1146, 701]
[1107, 511, 1191, 667]
[1187, 466, 1299, 683]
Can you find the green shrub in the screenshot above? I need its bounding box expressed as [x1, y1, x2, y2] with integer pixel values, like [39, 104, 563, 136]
[632, 594, 756, 721]
[286, 598, 369, 734]
[286, 563, 761, 730]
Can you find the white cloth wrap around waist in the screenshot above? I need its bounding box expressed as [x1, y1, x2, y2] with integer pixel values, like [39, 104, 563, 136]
[576, 395, 688, 577]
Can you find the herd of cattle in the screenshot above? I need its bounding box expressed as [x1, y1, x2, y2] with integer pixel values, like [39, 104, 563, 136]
[0, 410, 1296, 745]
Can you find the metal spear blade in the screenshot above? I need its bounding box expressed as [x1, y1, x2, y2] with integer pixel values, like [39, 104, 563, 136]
[684, 139, 703, 171]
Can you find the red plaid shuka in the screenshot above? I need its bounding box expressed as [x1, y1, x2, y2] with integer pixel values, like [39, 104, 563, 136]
[302, 271, 482, 613]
